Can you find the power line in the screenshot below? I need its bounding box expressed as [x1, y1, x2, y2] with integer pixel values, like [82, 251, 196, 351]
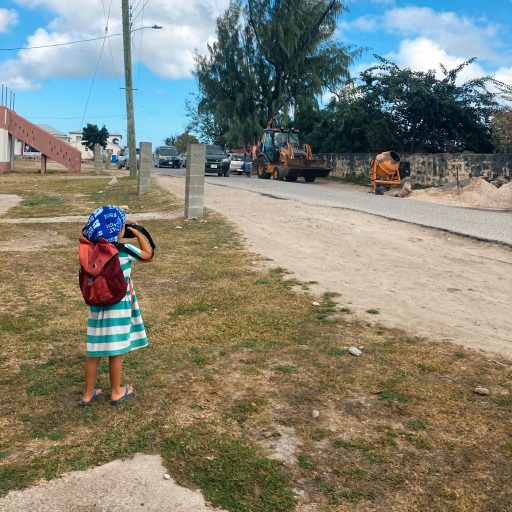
[80, 2, 111, 127]
[131, 0, 150, 24]
[135, 0, 146, 90]
[0, 33, 122, 51]
[0, 26, 159, 52]
[28, 114, 126, 120]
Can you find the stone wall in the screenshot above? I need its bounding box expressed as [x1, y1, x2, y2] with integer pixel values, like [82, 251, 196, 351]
[318, 153, 512, 187]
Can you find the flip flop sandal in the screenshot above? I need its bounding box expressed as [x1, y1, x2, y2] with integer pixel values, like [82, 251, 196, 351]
[110, 385, 134, 406]
[79, 388, 101, 407]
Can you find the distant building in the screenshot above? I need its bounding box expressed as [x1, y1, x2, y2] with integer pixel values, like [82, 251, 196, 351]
[13, 124, 70, 156]
[68, 129, 123, 161]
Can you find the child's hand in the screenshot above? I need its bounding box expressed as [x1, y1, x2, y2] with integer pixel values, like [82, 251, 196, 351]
[126, 221, 140, 234]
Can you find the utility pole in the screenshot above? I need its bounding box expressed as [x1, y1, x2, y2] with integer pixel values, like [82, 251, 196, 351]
[122, 0, 137, 178]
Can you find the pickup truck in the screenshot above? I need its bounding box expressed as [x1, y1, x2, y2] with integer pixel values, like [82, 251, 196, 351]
[116, 149, 139, 169]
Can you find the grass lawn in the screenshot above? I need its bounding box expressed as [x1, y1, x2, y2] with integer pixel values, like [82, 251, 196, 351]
[0, 170, 511, 511]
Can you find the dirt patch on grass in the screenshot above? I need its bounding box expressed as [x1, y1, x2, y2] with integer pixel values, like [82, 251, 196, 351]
[0, 195, 22, 215]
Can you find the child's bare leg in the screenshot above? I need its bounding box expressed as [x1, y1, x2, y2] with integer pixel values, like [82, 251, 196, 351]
[82, 356, 102, 402]
[109, 355, 133, 401]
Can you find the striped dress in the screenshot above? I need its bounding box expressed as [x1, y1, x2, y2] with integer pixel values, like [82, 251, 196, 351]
[86, 244, 148, 357]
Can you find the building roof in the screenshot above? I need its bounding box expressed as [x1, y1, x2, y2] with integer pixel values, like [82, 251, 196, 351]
[36, 124, 67, 137]
[70, 129, 123, 137]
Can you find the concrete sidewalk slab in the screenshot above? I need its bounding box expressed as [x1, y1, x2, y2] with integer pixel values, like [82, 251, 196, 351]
[0, 454, 224, 512]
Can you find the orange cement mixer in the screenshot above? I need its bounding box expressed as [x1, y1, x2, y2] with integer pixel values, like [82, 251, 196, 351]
[370, 151, 403, 195]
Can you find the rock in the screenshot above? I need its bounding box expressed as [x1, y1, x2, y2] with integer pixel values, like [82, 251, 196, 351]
[108, 177, 118, 186]
[174, 226, 183, 229]
[163, 473, 171, 480]
[348, 346, 362, 356]
[474, 387, 490, 396]
[311, 409, 320, 419]
[312, 301, 320, 306]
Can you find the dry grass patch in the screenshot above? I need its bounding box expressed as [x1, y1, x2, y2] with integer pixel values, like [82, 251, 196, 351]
[0, 170, 178, 218]
[0, 176, 511, 511]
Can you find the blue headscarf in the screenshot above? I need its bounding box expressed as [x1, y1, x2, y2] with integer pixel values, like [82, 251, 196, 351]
[84, 205, 126, 243]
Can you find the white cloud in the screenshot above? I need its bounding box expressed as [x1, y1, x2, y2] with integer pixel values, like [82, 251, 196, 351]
[0, 8, 18, 32]
[382, 6, 499, 62]
[344, 6, 504, 65]
[387, 37, 487, 82]
[2, 0, 229, 89]
[340, 14, 377, 32]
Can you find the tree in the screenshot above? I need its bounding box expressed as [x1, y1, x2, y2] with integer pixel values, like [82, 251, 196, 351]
[302, 57, 509, 154]
[356, 56, 499, 153]
[491, 107, 512, 153]
[81, 124, 109, 151]
[190, 0, 360, 147]
[164, 135, 178, 147]
[164, 132, 200, 153]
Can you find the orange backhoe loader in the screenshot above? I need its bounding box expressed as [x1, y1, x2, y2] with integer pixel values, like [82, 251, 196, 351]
[252, 121, 332, 183]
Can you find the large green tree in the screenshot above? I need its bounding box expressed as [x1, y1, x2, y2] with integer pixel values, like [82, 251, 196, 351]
[190, 0, 359, 146]
[302, 57, 509, 154]
[164, 132, 200, 153]
[355, 57, 500, 153]
[491, 107, 512, 153]
[81, 124, 109, 151]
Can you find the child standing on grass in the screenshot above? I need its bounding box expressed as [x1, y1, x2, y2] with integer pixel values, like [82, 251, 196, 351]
[79, 205, 154, 407]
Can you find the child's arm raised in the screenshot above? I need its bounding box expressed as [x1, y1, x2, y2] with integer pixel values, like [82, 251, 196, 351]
[126, 224, 154, 261]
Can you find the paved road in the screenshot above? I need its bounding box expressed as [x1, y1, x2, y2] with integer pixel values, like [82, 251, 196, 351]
[153, 169, 512, 246]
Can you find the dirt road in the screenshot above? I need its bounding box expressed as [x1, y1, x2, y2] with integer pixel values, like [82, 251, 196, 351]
[157, 175, 512, 358]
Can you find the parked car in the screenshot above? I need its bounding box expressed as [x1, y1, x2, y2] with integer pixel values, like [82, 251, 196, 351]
[228, 153, 244, 174]
[205, 145, 230, 177]
[154, 146, 180, 168]
[116, 148, 139, 169]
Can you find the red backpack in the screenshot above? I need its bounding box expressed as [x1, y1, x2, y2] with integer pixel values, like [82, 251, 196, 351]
[79, 237, 128, 306]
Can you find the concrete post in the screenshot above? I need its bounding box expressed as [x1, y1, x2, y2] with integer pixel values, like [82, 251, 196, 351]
[185, 144, 205, 219]
[138, 142, 151, 196]
[0, 106, 10, 173]
[94, 144, 102, 174]
[41, 154, 47, 175]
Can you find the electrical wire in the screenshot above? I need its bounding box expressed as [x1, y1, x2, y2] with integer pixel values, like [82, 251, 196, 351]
[28, 114, 125, 120]
[0, 26, 153, 52]
[0, 33, 122, 51]
[80, 1, 110, 127]
[131, 0, 150, 24]
[135, 0, 146, 91]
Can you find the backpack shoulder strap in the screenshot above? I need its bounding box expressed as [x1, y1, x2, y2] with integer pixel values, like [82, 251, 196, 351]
[114, 242, 144, 260]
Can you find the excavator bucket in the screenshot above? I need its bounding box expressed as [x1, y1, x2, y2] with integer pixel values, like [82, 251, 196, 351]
[286, 158, 332, 176]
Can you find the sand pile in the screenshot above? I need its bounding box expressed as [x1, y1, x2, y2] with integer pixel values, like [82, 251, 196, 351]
[408, 177, 512, 210]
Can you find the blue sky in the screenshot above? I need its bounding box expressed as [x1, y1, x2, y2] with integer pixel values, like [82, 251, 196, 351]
[0, 0, 510, 148]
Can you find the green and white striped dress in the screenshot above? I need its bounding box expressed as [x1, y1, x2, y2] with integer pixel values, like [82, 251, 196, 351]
[86, 244, 148, 357]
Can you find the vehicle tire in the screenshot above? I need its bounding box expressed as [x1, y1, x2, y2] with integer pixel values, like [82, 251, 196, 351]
[255, 158, 270, 179]
[218, 172, 223, 177]
[304, 176, 316, 183]
[117, 163, 122, 169]
[273, 166, 285, 181]
[285, 176, 297, 182]
[375, 184, 385, 195]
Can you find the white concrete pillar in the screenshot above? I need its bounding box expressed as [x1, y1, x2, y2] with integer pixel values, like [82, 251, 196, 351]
[185, 144, 205, 219]
[0, 106, 10, 173]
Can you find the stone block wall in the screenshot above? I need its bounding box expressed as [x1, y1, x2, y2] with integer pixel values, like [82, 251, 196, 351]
[318, 153, 512, 187]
